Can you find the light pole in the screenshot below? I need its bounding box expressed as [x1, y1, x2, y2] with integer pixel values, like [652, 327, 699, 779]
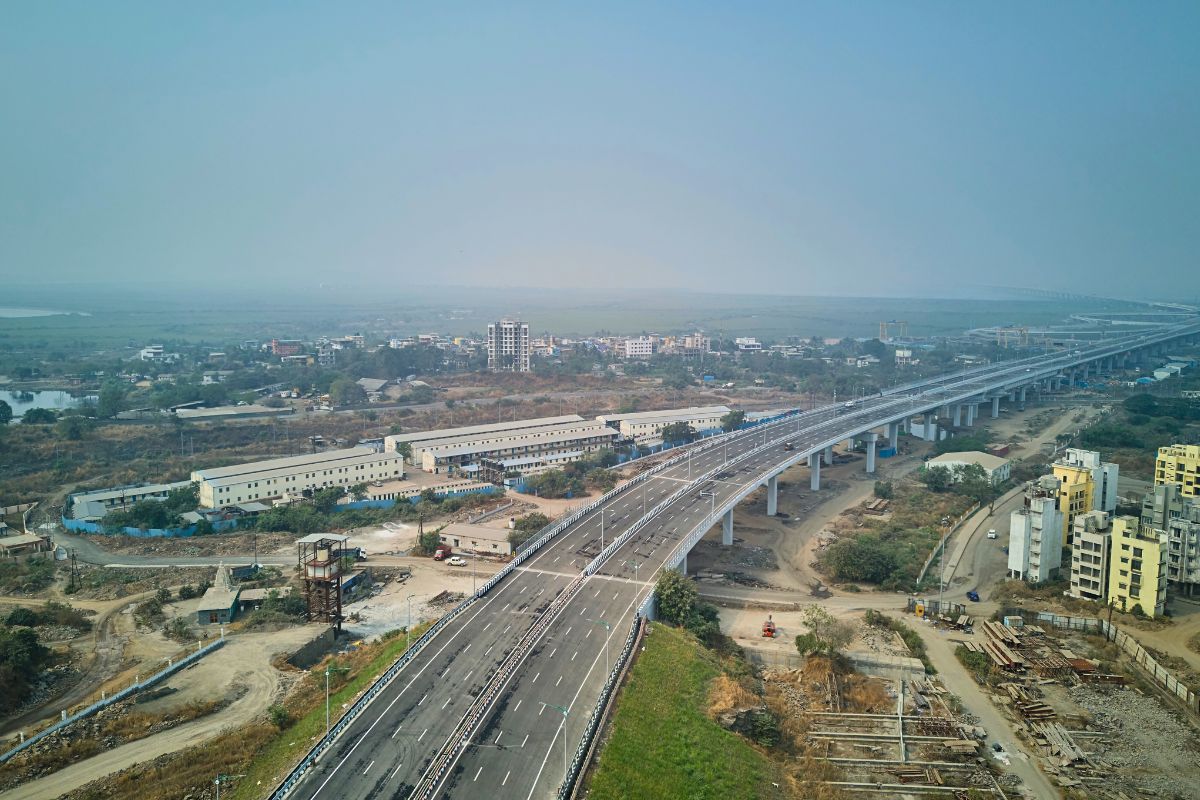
[589, 619, 611, 673]
[325, 663, 350, 733]
[699, 490, 716, 520]
[406, 593, 422, 651]
[545, 702, 570, 789]
[622, 559, 640, 586]
[214, 774, 245, 800]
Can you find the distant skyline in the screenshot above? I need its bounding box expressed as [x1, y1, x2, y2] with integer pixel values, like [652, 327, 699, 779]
[2, 3, 1197, 297]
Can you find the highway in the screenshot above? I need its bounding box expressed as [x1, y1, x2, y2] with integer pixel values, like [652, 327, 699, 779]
[280, 321, 1200, 800]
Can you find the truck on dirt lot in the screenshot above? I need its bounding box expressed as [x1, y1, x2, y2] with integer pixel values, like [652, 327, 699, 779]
[433, 544, 453, 560]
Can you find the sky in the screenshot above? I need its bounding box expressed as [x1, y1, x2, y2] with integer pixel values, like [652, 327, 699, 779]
[1, 2, 1197, 299]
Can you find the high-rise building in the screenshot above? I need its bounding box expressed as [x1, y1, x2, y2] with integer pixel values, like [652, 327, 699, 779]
[1056, 449, 1119, 513]
[1155, 444, 1200, 498]
[487, 319, 530, 372]
[1069, 510, 1112, 602]
[1051, 462, 1095, 547]
[1007, 476, 1064, 583]
[1107, 516, 1168, 618]
[1141, 484, 1200, 596]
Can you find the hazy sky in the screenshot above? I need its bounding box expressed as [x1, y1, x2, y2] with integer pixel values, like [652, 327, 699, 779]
[2, 3, 1197, 297]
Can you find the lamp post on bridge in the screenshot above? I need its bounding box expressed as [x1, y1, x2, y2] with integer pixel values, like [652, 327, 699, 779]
[544, 702, 570, 789]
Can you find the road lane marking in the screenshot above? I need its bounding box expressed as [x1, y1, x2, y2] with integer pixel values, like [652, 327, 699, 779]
[586, 628, 593, 638]
[474, 767, 483, 782]
[593, 589, 600, 598]
[442, 696, 451, 709]
[418, 727, 428, 742]
[485, 645, 493, 656]
[418, 693, 426, 705]
[495, 730, 503, 744]
[514, 699, 522, 712]
[564, 626, 572, 636]
[549, 647, 556, 658]
[464, 669, 474, 681]
[390, 763, 404, 781]
[483, 622, 492, 630]
[520, 585, 528, 593]
[532, 672, 540, 683]
[363, 760, 375, 774]
[463, 643, 472, 653]
[555, 675, 563, 686]
[503, 771, 511, 786]
[540, 703, 546, 715]
[522, 733, 529, 747]
[571, 651, 578, 661]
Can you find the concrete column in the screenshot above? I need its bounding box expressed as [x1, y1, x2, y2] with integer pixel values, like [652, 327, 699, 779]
[865, 433, 878, 474]
[680, 553, 688, 574]
[824, 445, 834, 465]
[952, 405, 962, 427]
[722, 508, 734, 545]
[991, 396, 1000, 418]
[966, 404, 976, 427]
[901, 416, 910, 435]
[809, 454, 821, 491]
[1082, 363, 1090, 379]
[1018, 386, 1027, 409]
[923, 413, 937, 442]
[940, 405, 951, 419]
[888, 421, 899, 449]
[766, 475, 778, 517]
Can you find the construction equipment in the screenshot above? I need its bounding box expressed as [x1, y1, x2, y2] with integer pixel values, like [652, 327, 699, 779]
[879, 320, 909, 341]
[761, 615, 777, 638]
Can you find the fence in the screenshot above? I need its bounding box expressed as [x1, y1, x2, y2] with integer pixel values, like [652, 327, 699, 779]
[60, 516, 242, 537]
[1003, 607, 1199, 715]
[0, 636, 226, 764]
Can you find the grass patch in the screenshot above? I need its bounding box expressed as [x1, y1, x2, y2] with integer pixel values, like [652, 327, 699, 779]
[587, 625, 781, 800]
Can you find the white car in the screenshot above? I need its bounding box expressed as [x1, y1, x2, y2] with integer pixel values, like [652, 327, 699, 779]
[446, 556, 467, 566]
[987, 529, 998, 539]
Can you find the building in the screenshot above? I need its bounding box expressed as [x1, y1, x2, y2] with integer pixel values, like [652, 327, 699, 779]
[1108, 516, 1168, 618]
[195, 565, 239, 625]
[0, 533, 53, 559]
[1142, 484, 1200, 596]
[1155, 444, 1200, 498]
[68, 481, 195, 522]
[436, 523, 513, 557]
[173, 404, 293, 423]
[925, 451, 1012, 485]
[623, 337, 656, 360]
[680, 333, 711, 354]
[270, 339, 304, 357]
[384, 414, 588, 465]
[1056, 449, 1119, 513]
[1051, 462, 1095, 547]
[192, 447, 404, 509]
[1008, 477, 1064, 583]
[734, 337, 762, 352]
[595, 405, 732, 441]
[1069, 510, 1112, 602]
[895, 348, 915, 367]
[138, 345, 178, 363]
[487, 319, 531, 372]
[422, 424, 617, 476]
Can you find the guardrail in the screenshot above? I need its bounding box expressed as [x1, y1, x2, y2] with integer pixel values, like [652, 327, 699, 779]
[1, 636, 226, 764]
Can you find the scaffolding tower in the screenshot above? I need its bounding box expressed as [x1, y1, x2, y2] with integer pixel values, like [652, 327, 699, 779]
[298, 535, 344, 633]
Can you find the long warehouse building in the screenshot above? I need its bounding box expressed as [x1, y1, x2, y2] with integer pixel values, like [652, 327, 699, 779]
[384, 414, 587, 463]
[192, 447, 405, 508]
[596, 405, 731, 440]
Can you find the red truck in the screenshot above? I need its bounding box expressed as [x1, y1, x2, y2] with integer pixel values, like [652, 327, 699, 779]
[432, 544, 453, 560]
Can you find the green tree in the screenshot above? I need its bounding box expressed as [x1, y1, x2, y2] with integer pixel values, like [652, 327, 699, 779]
[0, 399, 11, 425]
[156, 587, 173, 605]
[794, 605, 855, 656]
[55, 414, 88, 440]
[268, 704, 292, 729]
[395, 441, 414, 461]
[654, 569, 698, 625]
[921, 465, 954, 492]
[720, 410, 746, 432]
[873, 480, 894, 500]
[4, 607, 39, 627]
[660, 421, 696, 445]
[22, 407, 56, 424]
[509, 513, 551, 547]
[329, 377, 366, 407]
[311, 486, 345, 513]
[96, 380, 128, 419]
[349, 482, 369, 501]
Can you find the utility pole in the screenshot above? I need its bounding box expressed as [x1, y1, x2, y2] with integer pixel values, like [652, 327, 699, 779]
[545, 703, 570, 789]
[325, 663, 350, 733]
[589, 619, 611, 672]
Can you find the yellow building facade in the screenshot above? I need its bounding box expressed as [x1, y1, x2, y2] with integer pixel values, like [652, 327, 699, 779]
[1155, 444, 1200, 498]
[1052, 463, 1095, 547]
[1107, 516, 1168, 618]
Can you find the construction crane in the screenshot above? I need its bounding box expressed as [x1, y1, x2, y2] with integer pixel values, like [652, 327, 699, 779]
[879, 320, 909, 342]
[996, 327, 1030, 348]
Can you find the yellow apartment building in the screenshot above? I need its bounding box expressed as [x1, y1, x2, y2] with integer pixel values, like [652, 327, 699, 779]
[1052, 463, 1095, 547]
[1155, 444, 1200, 498]
[1107, 516, 1168, 618]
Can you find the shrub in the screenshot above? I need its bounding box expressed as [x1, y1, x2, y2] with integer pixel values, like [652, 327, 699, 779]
[267, 704, 292, 729]
[4, 607, 39, 627]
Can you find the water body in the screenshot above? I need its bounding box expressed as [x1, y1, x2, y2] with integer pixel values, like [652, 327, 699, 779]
[0, 307, 89, 318]
[2, 390, 85, 416]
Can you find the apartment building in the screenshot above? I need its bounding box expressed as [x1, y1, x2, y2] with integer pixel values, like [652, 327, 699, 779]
[1069, 510, 1112, 602]
[1007, 477, 1064, 583]
[487, 319, 531, 372]
[1056, 448, 1119, 513]
[623, 336, 656, 359]
[1051, 462, 1095, 547]
[384, 415, 589, 465]
[69, 481, 194, 522]
[680, 333, 711, 354]
[421, 424, 618, 475]
[1107, 516, 1168, 618]
[596, 405, 732, 441]
[192, 447, 404, 508]
[1142, 484, 1200, 596]
[1155, 444, 1200, 498]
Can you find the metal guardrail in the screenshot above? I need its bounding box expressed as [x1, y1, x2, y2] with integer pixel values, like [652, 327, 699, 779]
[1, 636, 226, 764]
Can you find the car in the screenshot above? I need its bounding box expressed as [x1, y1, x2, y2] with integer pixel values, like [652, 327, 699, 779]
[446, 556, 467, 567]
[966, 590, 981, 602]
[987, 529, 998, 539]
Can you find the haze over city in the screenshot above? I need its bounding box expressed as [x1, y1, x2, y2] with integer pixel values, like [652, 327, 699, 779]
[3, 3, 1198, 298]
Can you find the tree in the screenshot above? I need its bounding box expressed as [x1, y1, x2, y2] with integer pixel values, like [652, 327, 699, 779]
[654, 569, 698, 625]
[268, 704, 292, 729]
[509, 513, 551, 547]
[312, 486, 345, 513]
[395, 441, 414, 462]
[873, 480, 894, 500]
[0, 400, 10, 425]
[4, 607, 39, 627]
[660, 421, 696, 445]
[349, 482, 369, 501]
[22, 407, 56, 424]
[329, 377, 366, 407]
[794, 604, 855, 656]
[96, 381, 128, 419]
[720, 410, 746, 432]
[921, 465, 954, 493]
[156, 587, 173, 605]
[55, 414, 88, 440]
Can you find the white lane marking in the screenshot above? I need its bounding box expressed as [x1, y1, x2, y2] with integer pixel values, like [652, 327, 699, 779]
[564, 626, 572, 637]
[503, 771, 511, 786]
[463, 643, 472, 653]
[571, 651, 578, 661]
[485, 645, 493, 656]
[613, 592, 619, 600]
[593, 589, 601, 598]
[514, 699, 522, 712]
[418, 693, 427, 705]
[391, 724, 402, 739]
[555, 675, 563, 686]
[522, 733, 529, 747]
[532, 672, 540, 683]
[464, 669, 474, 681]
[579, 607, 585, 616]
[474, 767, 483, 782]
[364, 760, 375, 775]
[549, 647, 557, 658]
[390, 762, 404, 781]
[495, 730, 503, 744]
[586, 628, 593, 638]
[520, 585, 528, 593]
[483, 621, 492, 630]
[540, 703, 546, 715]
[418, 727, 428, 742]
[442, 696, 451, 709]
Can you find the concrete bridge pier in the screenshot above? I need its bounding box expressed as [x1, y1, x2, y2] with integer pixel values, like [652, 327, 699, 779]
[887, 421, 899, 449]
[722, 508, 734, 545]
[952, 405, 962, 427]
[991, 396, 1001, 418]
[765, 475, 778, 517]
[966, 403, 977, 427]
[824, 445, 834, 465]
[865, 433, 879, 474]
[922, 413, 936, 441]
[809, 453, 821, 490]
[901, 416, 910, 435]
[680, 553, 687, 574]
[1018, 386, 1027, 410]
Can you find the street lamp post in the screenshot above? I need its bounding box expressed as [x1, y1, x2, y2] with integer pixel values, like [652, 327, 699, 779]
[545, 703, 570, 789]
[589, 619, 612, 673]
[325, 663, 350, 733]
[622, 559, 640, 586]
[698, 490, 716, 520]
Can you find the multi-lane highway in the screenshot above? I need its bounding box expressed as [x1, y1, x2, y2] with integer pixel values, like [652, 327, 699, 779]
[280, 321, 1200, 800]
